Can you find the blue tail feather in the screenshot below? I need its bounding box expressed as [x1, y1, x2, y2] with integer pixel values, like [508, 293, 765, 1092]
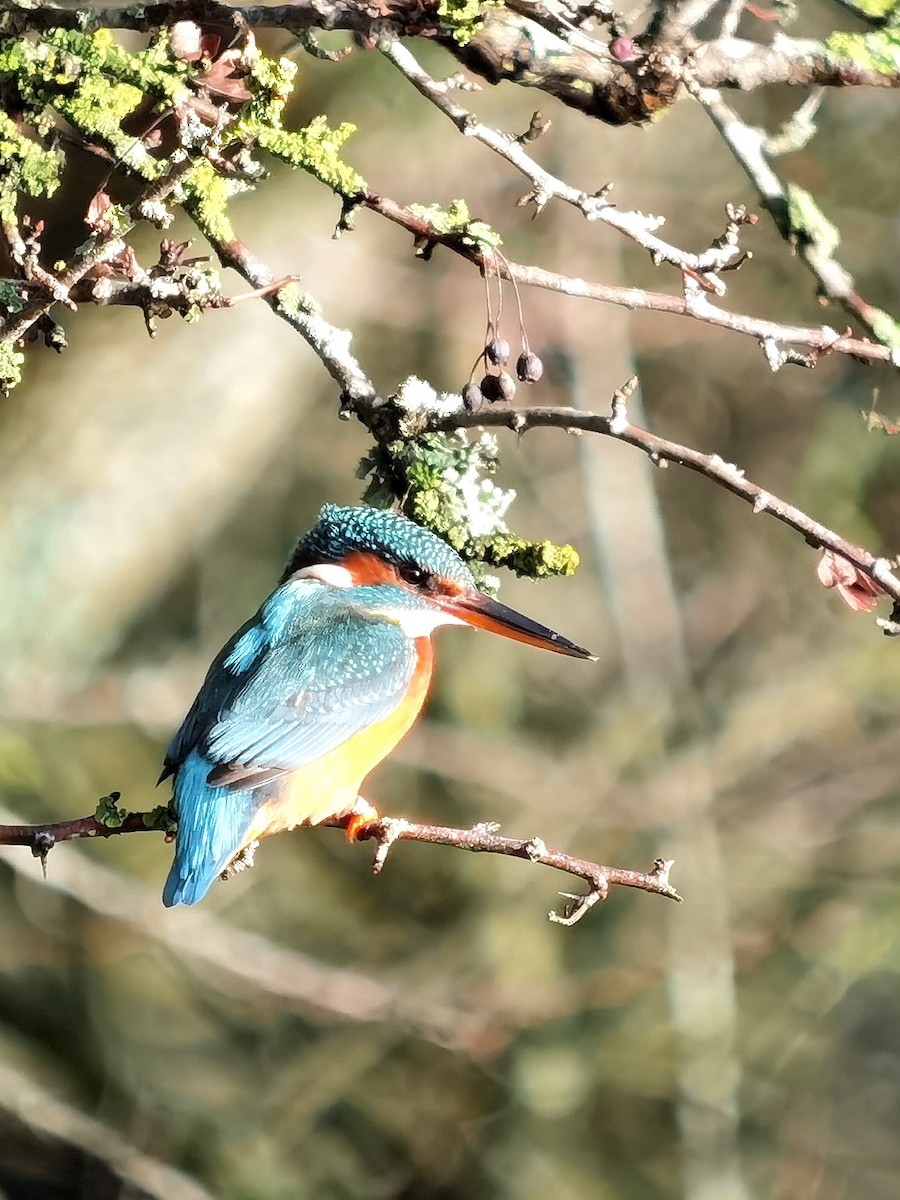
[163, 750, 261, 907]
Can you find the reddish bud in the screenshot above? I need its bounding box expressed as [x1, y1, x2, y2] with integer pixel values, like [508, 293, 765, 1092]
[816, 549, 885, 613]
[609, 36, 637, 62]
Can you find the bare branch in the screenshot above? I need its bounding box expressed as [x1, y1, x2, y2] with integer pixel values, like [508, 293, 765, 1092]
[436, 382, 900, 606]
[363, 192, 898, 368]
[694, 84, 900, 350]
[344, 816, 681, 923]
[382, 38, 752, 282]
[0, 802, 680, 925]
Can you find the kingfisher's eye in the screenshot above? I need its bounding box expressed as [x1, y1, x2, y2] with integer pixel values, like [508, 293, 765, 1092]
[398, 562, 428, 587]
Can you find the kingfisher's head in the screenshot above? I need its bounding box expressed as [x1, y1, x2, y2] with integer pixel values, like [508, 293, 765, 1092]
[283, 504, 593, 659]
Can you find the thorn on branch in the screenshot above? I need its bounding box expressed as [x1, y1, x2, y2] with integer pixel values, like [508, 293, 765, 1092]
[32, 830, 55, 878]
[609, 374, 638, 433]
[761, 338, 817, 372]
[518, 110, 552, 143]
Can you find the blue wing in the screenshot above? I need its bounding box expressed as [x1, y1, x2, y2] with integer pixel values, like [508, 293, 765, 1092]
[162, 582, 417, 907]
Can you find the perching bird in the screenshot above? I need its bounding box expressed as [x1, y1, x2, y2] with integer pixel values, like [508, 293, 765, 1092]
[160, 504, 593, 906]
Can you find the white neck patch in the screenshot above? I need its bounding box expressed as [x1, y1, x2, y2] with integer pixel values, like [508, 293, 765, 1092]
[293, 563, 354, 588]
[371, 606, 466, 638]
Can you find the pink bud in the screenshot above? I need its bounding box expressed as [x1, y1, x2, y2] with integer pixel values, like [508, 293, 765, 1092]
[609, 36, 637, 63]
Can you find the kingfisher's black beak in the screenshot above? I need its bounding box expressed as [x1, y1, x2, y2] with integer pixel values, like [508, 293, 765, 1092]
[439, 591, 596, 660]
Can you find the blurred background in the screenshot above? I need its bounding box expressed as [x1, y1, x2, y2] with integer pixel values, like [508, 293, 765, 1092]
[2, 2, 900, 1197]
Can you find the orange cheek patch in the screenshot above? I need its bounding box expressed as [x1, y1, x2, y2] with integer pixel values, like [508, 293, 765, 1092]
[341, 551, 401, 586]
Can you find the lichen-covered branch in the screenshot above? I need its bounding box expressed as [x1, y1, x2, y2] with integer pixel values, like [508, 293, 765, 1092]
[1, 1, 898, 129]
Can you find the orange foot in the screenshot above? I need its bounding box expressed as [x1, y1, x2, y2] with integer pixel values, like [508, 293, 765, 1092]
[345, 797, 380, 842]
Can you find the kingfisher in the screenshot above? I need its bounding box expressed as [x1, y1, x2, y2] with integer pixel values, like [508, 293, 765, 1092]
[160, 504, 593, 906]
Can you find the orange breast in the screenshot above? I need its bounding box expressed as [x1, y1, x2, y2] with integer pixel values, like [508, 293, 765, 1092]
[242, 637, 434, 845]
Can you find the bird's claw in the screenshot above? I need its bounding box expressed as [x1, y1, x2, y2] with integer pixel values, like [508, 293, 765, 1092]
[345, 798, 380, 842]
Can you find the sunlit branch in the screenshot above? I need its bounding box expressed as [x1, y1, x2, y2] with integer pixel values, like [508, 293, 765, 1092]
[382, 39, 751, 283]
[363, 192, 898, 369]
[0, 157, 195, 348]
[439, 378, 900, 605]
[0, 802, 681, 925]
[694, 83, 900, 350]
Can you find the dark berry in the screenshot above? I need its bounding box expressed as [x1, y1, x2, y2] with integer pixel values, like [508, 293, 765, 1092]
[480, 373, 503, 403]
[516, 351, 543, 383]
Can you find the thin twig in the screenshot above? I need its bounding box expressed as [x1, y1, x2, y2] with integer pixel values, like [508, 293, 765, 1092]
[0, 156, 195, 348]
[337, 816, 681, 923]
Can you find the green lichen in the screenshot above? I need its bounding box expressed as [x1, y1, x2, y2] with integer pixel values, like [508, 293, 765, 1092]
[785, 184, 840, 256]
[94, 791, 128, 828]
[0, 343, 25, 394]
[407, 198, 501, 251]
[361, 425, 578, 580]
[275, 283, 320, 320]
[0, 29, 177, 170]
[256, 118, 366, 196]
[846, 0, 900, 21]
[824, 28, 900, 73]
[0, 23, 363, 393]
[0, 110, 61, 223]
[437, 0, 493, 45]
[870, 308, 900, 349]
[143, 803, 177, 834]
[182, 158, 237, 244]
[472, 534, 580, 577]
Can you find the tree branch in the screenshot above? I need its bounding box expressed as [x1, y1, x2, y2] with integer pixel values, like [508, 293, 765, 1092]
[347, 817, 680, 924]
[2, 1, 897, 132]
[0, 156, 195, 349]
[436, 378, 900, 606]
[361, 192, 899, 368]
[382, 38, 753, 283]
[693, 83, 900, 349]
[0, 801, 680, 924]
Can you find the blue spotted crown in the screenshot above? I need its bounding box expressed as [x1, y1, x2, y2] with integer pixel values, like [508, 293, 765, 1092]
[282, 505, 474, 588]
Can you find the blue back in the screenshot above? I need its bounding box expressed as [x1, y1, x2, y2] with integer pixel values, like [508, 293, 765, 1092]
[162, 580, 419, 906]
